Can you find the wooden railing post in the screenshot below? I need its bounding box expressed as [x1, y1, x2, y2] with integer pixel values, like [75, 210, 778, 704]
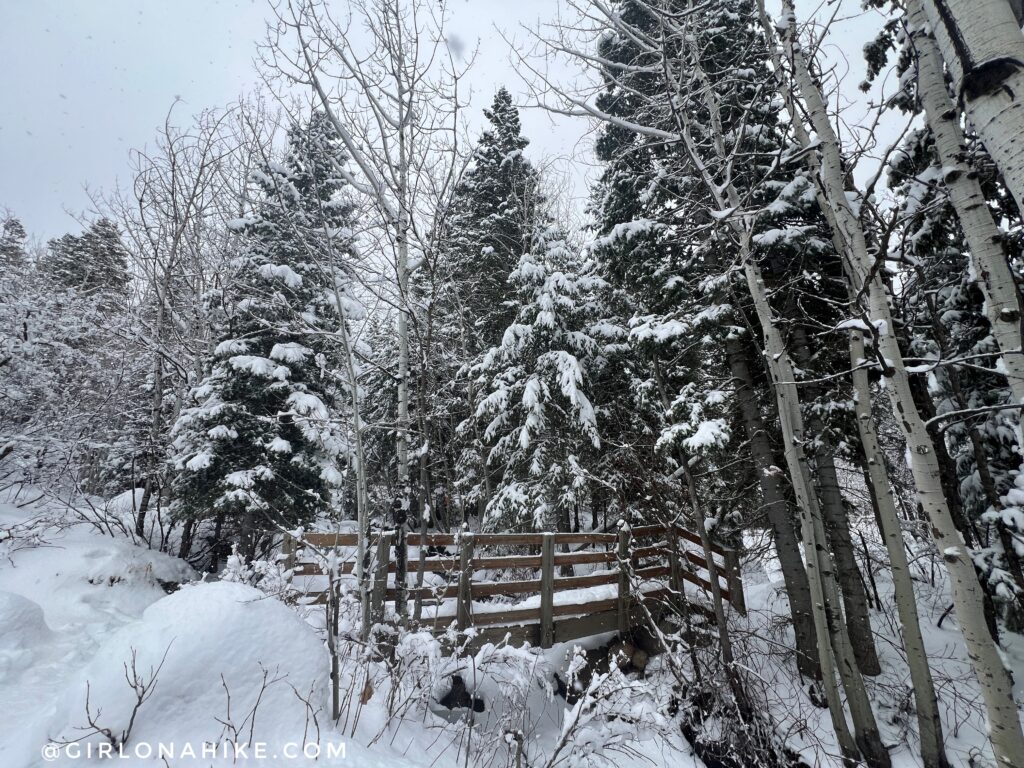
[282, 531, 297, 571]
[668, 531, 682, 610]
[722, 548, 746, 615]
[370, 531, 393, 628]
[457, 531, 475, 632]
[617, 521, 632, 635]
[540, 533, 555, 648]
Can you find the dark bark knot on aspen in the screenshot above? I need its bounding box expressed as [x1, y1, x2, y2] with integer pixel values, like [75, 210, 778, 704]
[962, 58, 1024, 102]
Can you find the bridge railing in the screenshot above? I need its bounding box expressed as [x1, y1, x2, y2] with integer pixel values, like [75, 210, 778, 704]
[284, 523, 743, 649]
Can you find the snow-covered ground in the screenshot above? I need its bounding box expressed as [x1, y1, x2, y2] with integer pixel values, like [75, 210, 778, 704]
[0, 493, 437, 768]
[2, 487, 1021, 768]
[741, 528, 1024, 768]
[0, 490, 701, 768]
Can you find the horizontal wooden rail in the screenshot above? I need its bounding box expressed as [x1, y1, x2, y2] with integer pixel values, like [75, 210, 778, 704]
[290, 543, 702, 577]
[297, 524, 702, 551]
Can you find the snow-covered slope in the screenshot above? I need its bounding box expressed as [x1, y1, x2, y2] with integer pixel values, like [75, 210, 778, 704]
[0, 496, 434, 768]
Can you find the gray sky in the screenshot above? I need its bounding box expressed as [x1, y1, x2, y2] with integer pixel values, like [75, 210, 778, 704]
[0, 0, 883, 242]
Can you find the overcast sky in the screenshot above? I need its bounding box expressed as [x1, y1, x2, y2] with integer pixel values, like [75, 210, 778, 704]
[0, 0, 885, 242]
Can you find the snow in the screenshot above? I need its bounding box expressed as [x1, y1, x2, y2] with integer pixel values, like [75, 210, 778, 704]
[0, 591, 53, 677]
[591, 218, 659, 249]
[257, 263, 303, 288]
[0, 495, 430, 768]
[1, 487, 1019, 768]
[682, 418, 730, 451]
[286, 391, 329, 419]
[269, 342, 312, 363]
[215, 339, 249, 356]
[207, 425, 238, 440]
[49, 581, 330, 757]
[229, 355, 290, 381]
[267, 436, 293, 454]
[185, 449, 214, 471]
[226, 217, 258, 232]
[0, 497, 195, 767]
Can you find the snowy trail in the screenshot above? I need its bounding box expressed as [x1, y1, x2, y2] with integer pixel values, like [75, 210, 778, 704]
[0, 499, 195, 767]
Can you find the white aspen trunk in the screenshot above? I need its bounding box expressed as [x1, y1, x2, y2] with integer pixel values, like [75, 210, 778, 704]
[392, 23, 412, 622]
[395, 153, 411, 622]
[671, 25, 888, 763]
[395, 181, 411, 621]
[918, 0, 1024, 218]
[776, 4, 1024, 762]
[736, 241, 862, 765]
[137, 276, 169, 540]
[335, 312, 371, 634]
[326, 261, 371, 635]
[907, 0, 1024, 408]
[850, 326, 949, 768]
[754, 6, 949, 761]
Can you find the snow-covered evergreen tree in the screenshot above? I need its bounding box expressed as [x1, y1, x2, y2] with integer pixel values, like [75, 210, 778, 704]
[465, 230, 614, 532]
[420, 88, 548, 525]
[41, 218, 130, 298]
[0, 213, 27, 269]
[437, 87, 542, 352]
[171, 112, 356, 562]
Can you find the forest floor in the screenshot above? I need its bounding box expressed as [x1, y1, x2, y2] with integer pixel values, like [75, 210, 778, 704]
[0, 487, 1021, 768]
[0, 488, 698, 768]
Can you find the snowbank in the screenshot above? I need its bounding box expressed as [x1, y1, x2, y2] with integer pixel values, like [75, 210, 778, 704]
[0, 591, 53, 681]
[50, 581, 329, 759]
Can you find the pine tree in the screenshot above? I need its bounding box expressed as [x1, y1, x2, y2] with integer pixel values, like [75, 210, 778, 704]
[465, 229, 611, 532]
[437, 87, 542, 352]
[41, 218, 130, 296]
[0, 213, 27, 269]
[424, 88, 547, 525]
[170, 112, 356, 563]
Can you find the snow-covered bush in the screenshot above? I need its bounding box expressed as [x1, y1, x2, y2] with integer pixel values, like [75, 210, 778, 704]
[220, 547, 297, 601]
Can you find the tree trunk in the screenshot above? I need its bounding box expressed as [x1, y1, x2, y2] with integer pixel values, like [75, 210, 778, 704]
[790, 326, 881, 676]
[673, 31, 887, 763]
[328, 290, 371, 636]
[209, 511, 226, 573]
[178, 518, 195, 561]
[907, 0, 1024, 409]
[774, 4, 1024, 760]
[394, 181, 411, 623]
[850, 327, 949, 768]
[919, 0, 1024, 219]
[135, 478, 153, 541]
[738, 243, 887, 768]
[725, 334, 820, 678]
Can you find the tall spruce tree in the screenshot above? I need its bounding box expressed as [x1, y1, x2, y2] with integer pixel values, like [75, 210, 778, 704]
[170, 112, 355, 563]
[0, 214, 27, 269]
[41, 218, 129, 297]
[438, 87, 542, 352]
[425, 88, 547, 524]
[465, 229, 612, 532]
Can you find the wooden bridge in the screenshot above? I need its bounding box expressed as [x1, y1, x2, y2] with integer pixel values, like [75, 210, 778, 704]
[283, 523, 743, 649]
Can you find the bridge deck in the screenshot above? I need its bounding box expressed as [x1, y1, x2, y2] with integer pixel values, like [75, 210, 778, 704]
[284, 523, 743, 649]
